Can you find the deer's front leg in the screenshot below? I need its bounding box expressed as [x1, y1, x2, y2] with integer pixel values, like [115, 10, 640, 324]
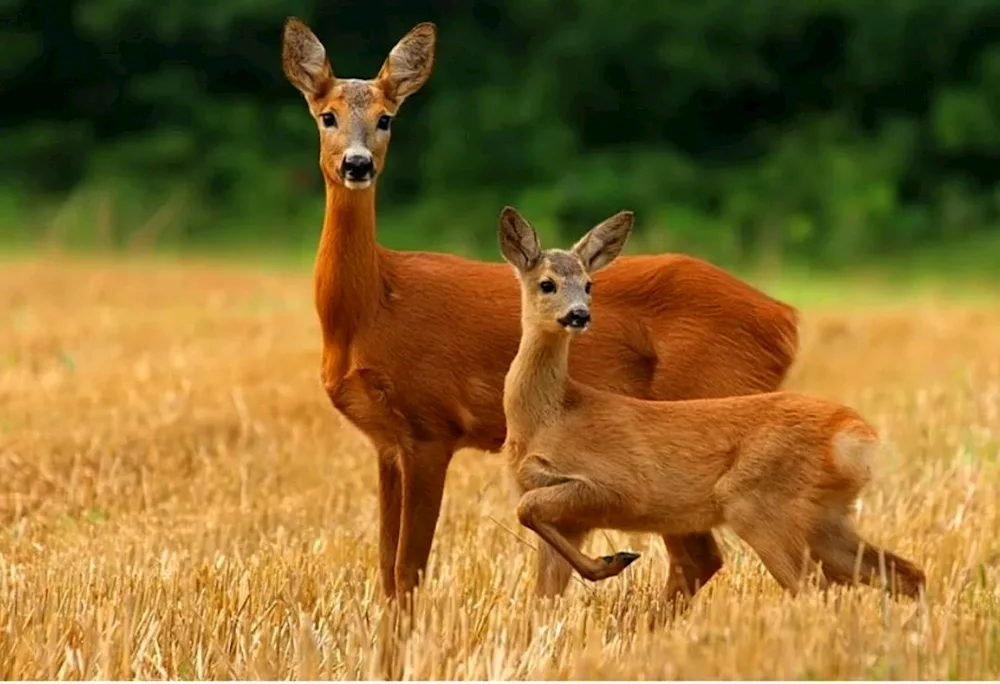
[394, 442, 453, 600]
[376, 449, 402, 598]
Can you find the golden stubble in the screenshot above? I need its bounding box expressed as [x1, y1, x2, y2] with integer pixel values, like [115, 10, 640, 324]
[1, 255, 998, 679]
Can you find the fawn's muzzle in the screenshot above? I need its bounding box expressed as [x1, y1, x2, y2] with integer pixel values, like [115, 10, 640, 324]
[559, 307, 591, 329]
[341, 153, 374, 183]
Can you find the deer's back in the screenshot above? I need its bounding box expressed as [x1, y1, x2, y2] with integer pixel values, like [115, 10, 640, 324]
[327, 248, 800, 454]
[604, 254, 799, 399]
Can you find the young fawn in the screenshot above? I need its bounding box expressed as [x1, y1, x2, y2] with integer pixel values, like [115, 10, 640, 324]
[499, 206, 926, 601]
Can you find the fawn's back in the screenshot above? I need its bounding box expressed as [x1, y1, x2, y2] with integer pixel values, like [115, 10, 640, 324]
[517, 385, 877, 536]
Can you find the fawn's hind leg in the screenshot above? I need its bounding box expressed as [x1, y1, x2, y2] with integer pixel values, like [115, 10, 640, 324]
[516, 480, 640, 584]
[810, 511, 925, 598]
[722, 494, 825, 594]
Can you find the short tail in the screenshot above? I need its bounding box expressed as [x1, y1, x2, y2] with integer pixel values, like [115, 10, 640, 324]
[829, 412, 878, 497]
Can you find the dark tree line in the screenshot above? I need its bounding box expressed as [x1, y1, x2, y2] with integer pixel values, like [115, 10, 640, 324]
[4, 0, 1000, 262]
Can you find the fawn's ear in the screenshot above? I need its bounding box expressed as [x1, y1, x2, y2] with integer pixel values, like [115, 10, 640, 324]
[377, 22, 436, 104]
[282, 17, 334, 99]
[498, 206, 542, 273]
[571, 210, 634, 273]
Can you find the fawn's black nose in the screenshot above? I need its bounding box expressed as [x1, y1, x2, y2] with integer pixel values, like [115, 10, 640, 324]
[560, 307, 591, 329]
[341, 154, 374, 181]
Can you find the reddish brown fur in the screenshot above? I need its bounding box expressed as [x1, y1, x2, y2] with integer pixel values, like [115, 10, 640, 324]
[282, 17, 801, 601]
[500, 212, 926, 605]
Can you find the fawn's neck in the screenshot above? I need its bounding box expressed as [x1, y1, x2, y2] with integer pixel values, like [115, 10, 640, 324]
[313, 182, 382, 351]
[503, 319, 572, 446]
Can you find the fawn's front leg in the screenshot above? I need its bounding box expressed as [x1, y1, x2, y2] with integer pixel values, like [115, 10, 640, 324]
[535, 530, 588, 597]
[516, 480, 640, 584]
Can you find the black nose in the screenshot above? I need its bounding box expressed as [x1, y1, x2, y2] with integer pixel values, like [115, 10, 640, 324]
[341, 154, 374, 180]
[562, 308, 590, 329]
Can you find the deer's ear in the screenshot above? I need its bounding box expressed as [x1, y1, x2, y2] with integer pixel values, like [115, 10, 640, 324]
[498, 206, 542, 272]
[282, 17, 334, 99]
[377, 22, 436, 103]
[571, 211, 634, 273]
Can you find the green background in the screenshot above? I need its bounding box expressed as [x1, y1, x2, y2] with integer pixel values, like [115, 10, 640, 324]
[4, 0, 1000, 276]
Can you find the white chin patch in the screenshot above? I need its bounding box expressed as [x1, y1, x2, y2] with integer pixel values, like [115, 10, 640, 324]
[343, 178, 373, 190]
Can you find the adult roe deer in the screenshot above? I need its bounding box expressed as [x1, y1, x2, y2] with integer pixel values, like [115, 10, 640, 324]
[498, 205, 926, 603]
[281, 17, 801, 602]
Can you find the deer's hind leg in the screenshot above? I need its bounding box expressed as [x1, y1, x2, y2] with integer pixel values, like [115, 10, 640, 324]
[516, 456, 639, 585]
[661, 532, 724, 606]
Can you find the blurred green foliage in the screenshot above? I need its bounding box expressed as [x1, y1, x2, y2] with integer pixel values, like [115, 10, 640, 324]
[3, 0, 1000, 266]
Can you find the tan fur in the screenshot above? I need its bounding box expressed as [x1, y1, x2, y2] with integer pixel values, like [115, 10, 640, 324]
[500, 211, 926, 604]
[283, 18, 802, 602]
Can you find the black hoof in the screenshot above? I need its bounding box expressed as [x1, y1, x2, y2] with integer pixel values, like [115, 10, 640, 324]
[600, 551, 641, 567]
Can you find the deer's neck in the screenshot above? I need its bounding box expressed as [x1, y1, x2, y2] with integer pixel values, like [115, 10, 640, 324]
[503, 320, 571, 446]
[313, 183, 381, 353]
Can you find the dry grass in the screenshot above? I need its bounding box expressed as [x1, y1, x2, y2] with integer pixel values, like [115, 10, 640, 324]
[2, 254, 999, 680]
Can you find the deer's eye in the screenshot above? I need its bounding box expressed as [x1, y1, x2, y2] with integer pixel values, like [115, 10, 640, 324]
[377, 114, 392, 131]
[539, 280, 556, 294]
[585, 281, 592, 295]
[320, 112, 337, 128]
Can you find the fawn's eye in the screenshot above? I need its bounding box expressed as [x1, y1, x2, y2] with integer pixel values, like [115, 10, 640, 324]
[377, 114, 392, 131]
[320, 112, 337, 128]
[539, 280, 556, 294]
[585, 281, 592, 295]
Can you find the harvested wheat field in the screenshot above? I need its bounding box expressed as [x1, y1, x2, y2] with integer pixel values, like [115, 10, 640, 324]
[1, 254, 999, 679]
